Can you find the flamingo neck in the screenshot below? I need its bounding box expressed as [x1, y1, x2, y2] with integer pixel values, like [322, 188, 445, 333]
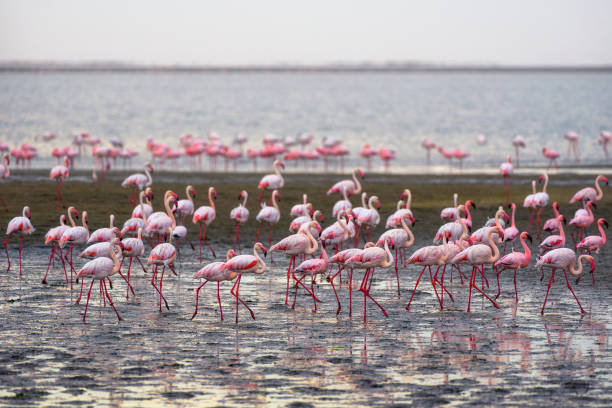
[137, 228, 142, 241]
[60, 215, 66, 227]
[320, 245, 328, 262]
[110, 241, 120, 273]
[396, 200, 403, 211]
[2, 155, 9, 178]
[352, 170, 362, 194]
[587, 204, 594, 221]
[186, 186, 194, 206]
[241, 191, 248, 208]
[595, 176, 604, 200]
[82, 212, 89, 233]
[139, 192, 148, 222]
[342, 187, 349, 201]
[531, 180, 536, 194]
[254, 246, 266, 273]
[541, 174, 549, 193]
[302, 194, 307, 205]
[440, 233, 450, 263]
[453, 193, 458, 207]
[368, 196, 376, 210]
[553, 203, 559, 218]
[144, 165, 152, 186]
[382, 239, 393, 267]
[405, 189, 412, 209]
[486, 228, 500, 263]
[511, 204, 516, 227]
[569, 255, 584, 276]
[270, 192, 278, 210]
[109, 214, 115, 229]
[164, 193, 176, 227]
[305, 223, 318, 254]
[361, 193, 367, 207]
[273, 161, 281, 177]
[400, 216, 414, 247]
[208, 188, 216, 210]
[598, 221, 607, 244]
[520, 234, 531, 262]
[559, 217, 565, 242]
[67, 208, 76, 227]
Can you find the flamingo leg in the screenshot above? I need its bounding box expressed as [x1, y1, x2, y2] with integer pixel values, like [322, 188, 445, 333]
[513, 268, 519, 303]
[4, 234, 11, 272]
[42, 246, 57, 284]
[361, 268, 387, 318]
[102, 279, 122, 321]
[75, 277, 85, 304]
[349, 268, 353, 317]
[361, 268, 370, 323]
[406, 265, 427, 311]
[469, 267, 500, 310]
[191, 280, 208, 320]
[256, 224, 262, 243]
[540, 269, 555, 315]
[126, 258, 133, 299]
[285, 256, 294, 304]
[329, 268, 342, 315]
[198, 224, 203, 262]
[428, 266, 443, 309]
[563, 268, 586, 314]
[394, 247, 401, 297]
[150, 266, 170, 310]
[202, 225, 216, 258]
[56, 246, 68, 283]
[82, 279, 95, 323]
[217, 281, 224, 321]
[310, 277, 317, 312]
[135, 256, 148, 273]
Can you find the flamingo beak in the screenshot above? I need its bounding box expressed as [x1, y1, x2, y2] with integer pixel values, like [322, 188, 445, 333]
[526, 233, 533, 243]
[592, 202, 598, 209]
[214, 191, 218, 200]
[470, 201, 477, 209]
[604, 220, 609, 229]
[504, 213, 510, 223]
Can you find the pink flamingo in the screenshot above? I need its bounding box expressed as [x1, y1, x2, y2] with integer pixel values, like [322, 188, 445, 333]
[533, 173, 550, 240]
[440, 193, 459, 221]
[42, 214, 69, 284]
[257, 159, 285, 202]
[535, 248, 595, 315]
[332, 187, 352, 218]
[122, 191, 148, 238]
[230, 190, 250, 251]
[494, 231, 532, 302]
[421, 140, 436, 165]
[598, 131, 611, 159]
[255, 189, 280, 254]
[356, 195, 381, 243]
[523, 180, 537, 234]
[4, 206, 34, 276]
[176, 185, 196, 225]
[121, 163, 154, 207]
[450, 227, 503, 312]
[502, 203, 519, 253]
[131, 187, 154, 220]
[59, 207, 88, 288]
[437, 146, 453, 168]
[290, 242, 332, 313]
[88, 214, 121, 244]
[351, 192, 369, 223]
[386, 189, 413, 229]
[569, 201, 595, 242]
[49, 156, 69, 209]
[453, 149, 469, 169]
[327, 168, 364, 196]
[360, 144, 377, 171]
[121, 227, 148, 299]
[148, 227, 178, 312]
[290, 194, 312, 218]
[375, 213, 415, 296]
[76, 238, 124, 322]
[564, 131, 580, 162]
[192, 187, 217, 260]
[542, 202, 562, 234]
[0, 153, 9, 211]
[539, 215, 566, 254]
[289, 210, 323, 234]
[378, 148, 395, 173]
[542, 147, 559, 170]
[577, 218, 608, 255]
[221, 242, 267, 323]
[346, 236, 394, 323]
[321, 210, 351, 251]
[512, 135, 526, 167]
[499, 155, 513, 204]
[191, 249, 238, 321]
[569, 175, 608, 207]
[271, 221, 320, 305]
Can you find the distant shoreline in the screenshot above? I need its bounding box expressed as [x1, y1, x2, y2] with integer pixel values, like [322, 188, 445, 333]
[1, 62, 612, 73]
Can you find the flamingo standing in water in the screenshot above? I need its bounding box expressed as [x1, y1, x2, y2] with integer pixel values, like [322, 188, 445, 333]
[542, 202, 562, 234]
[598, 131, 611, 159]
[176, 185, 196, 225]
[255, 190, 281, 255]
[327, 168, 364, 196]
[291, 242, 333, 313]
[148, 227, 177, 312]
[533, 173, 550, 240]
[4, 206, 35, 276]
[257, 159, 285, 202]
[437, 146, 454, 168]
[346, 236, 394, 323]
[50, 156, 69, 209]
[542, 147, 560, 170]
[422, 140, 436, 165]
[221, 242, 267, 323]
[321, 210, 352, 252]
[122, 191, 149, 238]
[502, 203, 519, 254]
[375, 213, 415, 296]
[121, 162, 154, 207]
[0, 153, 10, 211]
[378, 148, 395, 173]
[539, 215, 566, 254]
[356, 195, 381, 243]
[230, 190, 250, 251]
[59, 207, 88, 289]
[569, 175, 608, 207]
[192, 187, 217, 261]
[121, 227, 148, 299]
[386, 189, 413, 228]
[76, 238, 123, 322]
[360, 144, 378, 171]
[577, 218, 608, 255]
[191, 249, 238, 321]
[512, 135, 526, 167]
[535, 248, 595, 315]
[88, 214, 121, 244]
[494, 231, 532, 302]
[569, 201, 595, 242]
[499, 155, 513, 204]
[290, 194, 312, 218]
[42, 214, 69, 284]
[440, 193, 459, 221]
[131, 187, 154, 220]
[564, 131, 580, 162]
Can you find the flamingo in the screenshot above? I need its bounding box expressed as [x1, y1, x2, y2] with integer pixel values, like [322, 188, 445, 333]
[502, 203, 519, 253]
[539, 215, 566, 254]
[375, 213, 415, 296]
[122, 191, 148, 238]
[290, 194, 312, 218]
[535, 248, 595, 314]
[148, 227, 177, 312]
[290, 241, 332, 313]
[42, 214, 69, 284]
[327, 168, 364, 197]
[351, 192, 369, 223]
[176, 185, 196, 225]
[255, 189, 281, 254]
[450, 226, 503, 312]
[453, 149, 469, 169]
[121, 162, 154, 207]
[131, 187, 154, 219]
[437, 146, 454, 168]
[230, 190, 250, 251]
[356, 195, 381, 243]
[257, 159, 285, 202]
[360, 144, 377, 171]
[121, 227, 148, 299]
[221, 242, 267, 323]
[471, 207, 508, 245]
[494, 231, 532, 302]
[564, 131, 580, 162]
[49, 156, 69, 209]
[577, 218, 608, 255]
[192, 187, 217, 260]
[523, 180, 537, 234]
[512, 135, 526, 167]
[499, 155, 513, 204]
[440, 193, 459, 221]
[569, 201, 595, 242]
[58, 207, 88, 286]
[4, 206, 35, 276]
[598, 131, 611, 159]
[542, 202, 562, 234]
[321, 210, 351, 251]
[88, 214, 121, 244]
[378, 148, 395, 173]
[405, 232, 450, 311]
[569, 175, 608, 206]
[346, 236, 394, 323]
[191, 249, 239, 321]
[332, 187, 352, 218]
[533, 173, 550, 240]
[542, 147, 560, 170]
[421, 139, 436, 165]
[0, 153, 9, 211]
[76, 238, 124, 322]
[386, 189, 414, 229]
[290, 210, 323, 235]
[271, 221, 320, 305]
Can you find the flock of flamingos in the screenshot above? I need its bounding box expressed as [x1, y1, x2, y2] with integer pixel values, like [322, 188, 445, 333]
[2, 141, 609, 324]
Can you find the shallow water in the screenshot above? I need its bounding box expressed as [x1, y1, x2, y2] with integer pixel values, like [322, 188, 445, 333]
[1, 238, 611, 407]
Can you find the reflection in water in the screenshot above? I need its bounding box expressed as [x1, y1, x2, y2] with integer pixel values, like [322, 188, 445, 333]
[0, 244, 610, 406]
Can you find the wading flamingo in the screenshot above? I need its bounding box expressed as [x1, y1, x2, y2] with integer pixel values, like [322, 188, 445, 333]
[356, 195, 381, 243]
[49, 156, 69, 209]
[542, 147, 559, 170]
[290, 194, 312, 218]
[131, 187, 154, 219]
[59, 207, 88, 289]
[422, 139, 436, 165]
[500, 155, 513, 204]
[535, 248, 595, 315]
[598, 131, 611, 159]
[291, 243, 332, 313]
[176, 185, 196, 225]
[221, 242, 267, 323]
[327, 168, 364, 196]
[351, 192, 369, 223]
[569, 201, 595, 242]
[255, 189, 281, 254]
[564, 131, 580, 162]
[76, 238, 123, 322]
[4, 206, 35, 276]
[539, 215, 566, 254]
[148, 227, 177, 312]
[42, 214, 69, 284]
[0, 153, 9, 211]
[386, 189, 414, 229]
[577, 218, 608, 255]
[230, 190, 250, 251]
[502, 203, 519, 254]
[346, 236, 394, 323]
[542, 202, 562, 234]
[440, 193, 459, 221]
[533, 173, 550, 240]
[257, 159, 285, 202]
[88, 214, 121, 244]
[360, 144, 377, 171]
[146, 190, 179, 244]
[494, 231, 532, 302]
[192, 187, 217, 261]
[512, 135, 526, 167]
[321, 210, 351, 252]
[122, 191, 148, 238]
[121, 227, 148, 299]
[375, 213, 415, 296]
[191, 249, 238, 321]
[569, 175, 608, 207]
[332, 187, 352, 218]
[121, 162, 153, 207]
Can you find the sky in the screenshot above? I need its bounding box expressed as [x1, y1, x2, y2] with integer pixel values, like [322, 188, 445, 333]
[1, 0, 611, 66]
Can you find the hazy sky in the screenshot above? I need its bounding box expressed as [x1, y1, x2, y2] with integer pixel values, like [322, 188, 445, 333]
[1, 0, 611, 65]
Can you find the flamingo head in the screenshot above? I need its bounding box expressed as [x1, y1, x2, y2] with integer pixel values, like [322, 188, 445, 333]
[587, 201, 596, 209]
[274, 190, 281, 202]
[386, 236, 396, 249]
[466, 200, 476, 209]
[553, 201, 559, 211]
[83, 212, 89, 225]
[496, 226, 505, 239]
[314, 210, 324, 222]
[602, 176, 609, 185]
[373, 196, 381, 209]
[146, 163, 154, 173]
[255, 242, 267, 257]
[585, 255, 596, 272]
[521, 232, 532, 243]
[5, 155, 10, 165]
[278, 161, 285, 170]
[558, 214, 566, 225]
[599, 218, 609, 229]
[188, 186, 196, 198]
[357, 168, 365, 179]
[145, 187, 154, 200]
[112, 227, 122, 239]
[24, 206, 31, 219]
[502, 210, 510, 224]
[538, 174, 547, 183]
[226, 249, 238, 259]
